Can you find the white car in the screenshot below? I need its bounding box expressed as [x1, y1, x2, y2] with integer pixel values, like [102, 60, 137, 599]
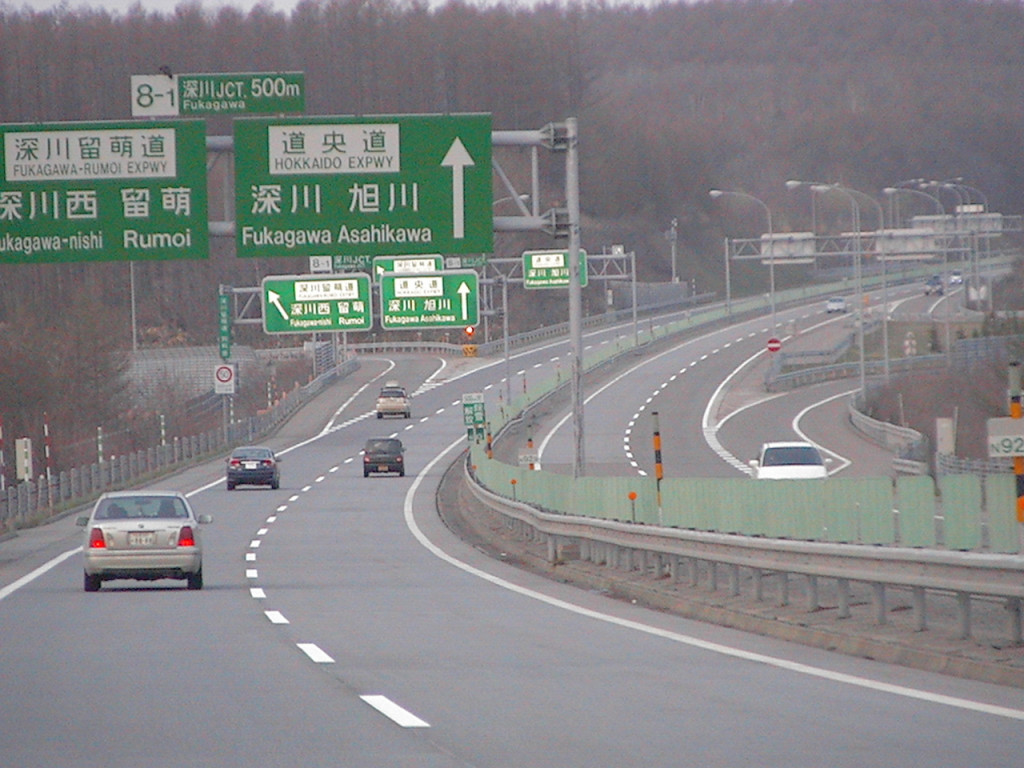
[375, 380, 411, 419]
[77, 491, 212, 591]
[749, 441, 831, 480]
[825, 296, 848, 313]
[948, 269, 964, 285]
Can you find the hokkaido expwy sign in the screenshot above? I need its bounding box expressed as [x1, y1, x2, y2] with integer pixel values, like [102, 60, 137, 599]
[233, 113, 492, 257]
[0, 120, 208, 263]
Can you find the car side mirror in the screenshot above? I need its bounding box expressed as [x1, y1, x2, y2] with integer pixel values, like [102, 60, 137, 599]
[748, 459, 759, 469]
[197, 514, 213, 524]
[75, 515, 89, 526]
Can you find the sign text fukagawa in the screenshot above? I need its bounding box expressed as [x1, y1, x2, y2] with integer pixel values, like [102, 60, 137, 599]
[234, 113, 492, 258]
[0, 119, 208, 263]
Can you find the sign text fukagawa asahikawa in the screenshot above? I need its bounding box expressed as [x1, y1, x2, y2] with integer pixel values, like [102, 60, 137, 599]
[379, 270, 479, 330]
[262, 274, 373, 334]
[234, 113, 492, 258]
[522, 249, 588, 288]
[0, 120, 208, 264]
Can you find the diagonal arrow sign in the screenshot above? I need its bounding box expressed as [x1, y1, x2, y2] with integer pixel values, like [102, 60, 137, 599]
[267, 289, 289, 320]
[441, 137, 474, 240]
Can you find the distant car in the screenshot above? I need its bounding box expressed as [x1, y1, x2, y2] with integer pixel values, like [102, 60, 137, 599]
[948, 269, 964, 285]
[376, 380, 411, 419]
[77, 491, 212, 591]
[749, 441, 831, 480]
[226, 445, 281, 490]
[825, 296, 848, 313]
[924, 275, 944, 295]
[363, 437, 405, 477]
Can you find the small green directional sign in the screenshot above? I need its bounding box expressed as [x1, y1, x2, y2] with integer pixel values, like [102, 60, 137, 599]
[522, 249, 588, 288]
[462, 392, 486, 426]
[218, 293, 232, 360]
[262, 274, 373, 334]
[131, 72, 305, 117]
[379, 270, 478, 329]
[462, 392, 486, 441]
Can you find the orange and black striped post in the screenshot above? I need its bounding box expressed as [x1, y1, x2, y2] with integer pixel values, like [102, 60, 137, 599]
[652, 411, 664, 524]
[1010, 363, 1024, 524]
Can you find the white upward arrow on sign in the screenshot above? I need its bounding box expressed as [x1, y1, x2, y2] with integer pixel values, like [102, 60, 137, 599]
[441, 138, 474, 240]
[457, 281, 471, 320]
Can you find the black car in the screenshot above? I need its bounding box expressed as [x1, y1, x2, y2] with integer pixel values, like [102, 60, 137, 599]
[226, 445, 281, 490]
[363, 438, 405, 477]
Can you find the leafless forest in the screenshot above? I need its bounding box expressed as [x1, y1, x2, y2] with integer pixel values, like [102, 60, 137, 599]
[1, 0, 1023, 468]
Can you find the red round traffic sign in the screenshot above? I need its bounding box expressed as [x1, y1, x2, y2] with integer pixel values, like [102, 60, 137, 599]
[767, 337, 782, 353]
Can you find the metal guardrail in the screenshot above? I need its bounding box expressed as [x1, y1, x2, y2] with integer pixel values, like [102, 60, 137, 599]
[465, 458, 1024, 647]
[0, 358, 360, 529]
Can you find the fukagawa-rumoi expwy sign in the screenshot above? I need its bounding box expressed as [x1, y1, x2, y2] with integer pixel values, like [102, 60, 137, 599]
[0, 119, 208, 263]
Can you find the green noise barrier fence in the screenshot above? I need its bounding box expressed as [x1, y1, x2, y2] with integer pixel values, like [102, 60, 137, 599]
[470, 443, 1021, 553]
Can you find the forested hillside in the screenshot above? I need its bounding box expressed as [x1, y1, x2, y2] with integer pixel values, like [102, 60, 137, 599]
[1, 0, 1022, 466]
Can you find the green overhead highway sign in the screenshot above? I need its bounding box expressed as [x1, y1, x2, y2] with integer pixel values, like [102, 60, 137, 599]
[522, 249, 588, 288]
[234, 113, 493, 258]
[131, 72, 305, 117]
[0, 119, 208, 264]
[379, 270, 479, 330]
[262, 274, 373, 334]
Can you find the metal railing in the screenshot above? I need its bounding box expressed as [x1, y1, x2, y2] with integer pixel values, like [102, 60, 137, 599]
[465, 454, 1024, 648]
[0, 358, 360, 530]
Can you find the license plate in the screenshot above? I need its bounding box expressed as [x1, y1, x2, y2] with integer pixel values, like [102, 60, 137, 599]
[243, 461, 259, 469]
[378, 464, 390, 472]
[128, 531, 156, 546]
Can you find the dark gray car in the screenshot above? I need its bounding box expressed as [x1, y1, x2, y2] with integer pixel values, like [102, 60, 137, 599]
[363, 438, 405, 477]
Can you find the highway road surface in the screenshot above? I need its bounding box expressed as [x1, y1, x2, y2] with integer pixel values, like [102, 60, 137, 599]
[2, 304, 1023, 767]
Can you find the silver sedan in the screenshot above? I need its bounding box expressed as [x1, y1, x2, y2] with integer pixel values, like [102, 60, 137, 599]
[76, 491, 212, 592]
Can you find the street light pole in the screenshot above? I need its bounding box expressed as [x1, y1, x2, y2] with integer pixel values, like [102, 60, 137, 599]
[709, 189, 775, 332]
[795, 181, 867, 396]
[842, 188, 887, 383]
[666, 217, 678, 283]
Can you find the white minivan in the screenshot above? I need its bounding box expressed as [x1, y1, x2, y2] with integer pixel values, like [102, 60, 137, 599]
[750, 441, 831, 480]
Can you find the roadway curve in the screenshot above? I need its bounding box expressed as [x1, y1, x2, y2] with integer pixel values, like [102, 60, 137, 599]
[2, 317, 1023, 767]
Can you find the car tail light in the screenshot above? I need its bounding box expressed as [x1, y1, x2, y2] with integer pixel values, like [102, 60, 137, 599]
[89, 527, 106, 548]
[178, 526, 196, 547]
[228, 459, 241, 467]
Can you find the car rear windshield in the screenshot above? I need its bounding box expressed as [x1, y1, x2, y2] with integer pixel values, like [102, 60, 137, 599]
[233, 447, 273, 460]
[365, 439, 402, 453]
[762, 446, 823, 466]
[96, 496, 188, 520]
[379, 388, 406, 398]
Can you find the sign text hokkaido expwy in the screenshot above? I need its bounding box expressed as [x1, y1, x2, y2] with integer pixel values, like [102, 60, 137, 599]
[240, 224, 433, 248]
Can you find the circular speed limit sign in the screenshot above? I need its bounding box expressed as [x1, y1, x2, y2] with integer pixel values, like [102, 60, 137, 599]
[214, 363, 236, 393]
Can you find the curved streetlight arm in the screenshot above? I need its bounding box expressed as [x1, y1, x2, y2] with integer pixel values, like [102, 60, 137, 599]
[709, 189, 776, 331]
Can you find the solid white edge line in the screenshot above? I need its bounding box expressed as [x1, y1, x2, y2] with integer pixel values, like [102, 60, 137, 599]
[404, 434, 1024, 722]
[0, 547, 80, 603]
[360, 694, 430, 728]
